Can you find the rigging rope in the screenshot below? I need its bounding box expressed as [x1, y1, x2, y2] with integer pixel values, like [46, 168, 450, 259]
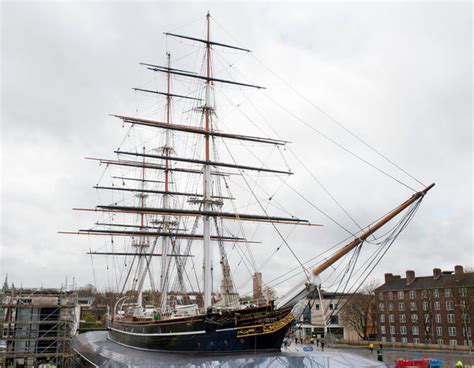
[214, 87, 358, 237]
[263, 91, 418, 193]
[221, 138, 311, 281]
[326, 198, 423, 322]
[210, 15, 426, 189]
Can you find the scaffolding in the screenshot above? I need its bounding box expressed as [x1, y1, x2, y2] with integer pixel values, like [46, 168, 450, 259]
[0, 288, 78, 368]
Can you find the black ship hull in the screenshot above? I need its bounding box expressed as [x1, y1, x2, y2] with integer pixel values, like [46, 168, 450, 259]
[108, 306, 294, 353]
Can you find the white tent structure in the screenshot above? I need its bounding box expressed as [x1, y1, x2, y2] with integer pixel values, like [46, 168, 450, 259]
[74, 332, 387, 368]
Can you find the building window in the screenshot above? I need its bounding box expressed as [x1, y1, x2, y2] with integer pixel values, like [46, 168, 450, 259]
[447, 314, 455, 324]
[329, 315, 339, 325]
[449, 339, 457, 346]
[437, 339, 443, 345]
[434, 301, 440, 310]
[433, 289, 439, 298]
[462, 314, 470, 324]
[462, 327, 472, 337]
[400, 314, 406, 323]
[388, 303, 394, 312]
[459, 287, 467, 297]
[401, 337, 408, 343]
[399, 303, 405, 311]
[378, 293, 383, 300]
[409, 290, 416, 299]
[424, 314, 430, 323]
[380, 314, 385, 323]
[446, 301, 454, 311]
[400, 326, 407, 335]
[436, 326, 442, 336]
[388, 291, 393, 300]
[389, 314, 394, 323]
[435, 314, 441, 323]
[448, 327, 456, 337]
[329, 303, 338, 310]
[410, 302, 417, 311]
[422, 301, 429, 311]
[391, 336, 397, 343]
[411, 314, 418, 323]
[315, 304, 320, 310]
[445, 288, 452, 298]
[412, 326, 419, 336]
[398, 291, 404, 299]
[380, 326, 386, 335]
[381, 336, 386, 342]
[379, 303, 385, 311]
[422, 290, 428, 298]
[413, 338, 420, 344]
[390, 325, 395, 335]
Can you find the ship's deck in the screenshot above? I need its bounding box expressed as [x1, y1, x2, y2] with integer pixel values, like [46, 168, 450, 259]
[73, 331, 387, 367]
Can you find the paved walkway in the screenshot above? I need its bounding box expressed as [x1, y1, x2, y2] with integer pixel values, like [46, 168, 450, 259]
[332, 345, 474, 367]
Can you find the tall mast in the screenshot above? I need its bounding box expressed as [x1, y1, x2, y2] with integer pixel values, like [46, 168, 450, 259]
[160, 52, 172, 311]
[136, 146, 148, 309]
[202, 12, 212, 310]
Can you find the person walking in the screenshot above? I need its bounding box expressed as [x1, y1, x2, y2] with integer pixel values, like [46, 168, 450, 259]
[369, 343, 374, 354]
[321, 339, 325, 351]
[455, 361, 463, 367]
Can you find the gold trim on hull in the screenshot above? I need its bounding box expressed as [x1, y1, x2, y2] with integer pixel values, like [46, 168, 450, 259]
[236, 313, 294, 338]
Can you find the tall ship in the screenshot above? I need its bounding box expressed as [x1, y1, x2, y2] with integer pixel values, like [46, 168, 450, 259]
[64, 13, 434, 353]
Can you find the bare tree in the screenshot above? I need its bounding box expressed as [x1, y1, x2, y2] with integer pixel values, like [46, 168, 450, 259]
[340, 280, 379, 340]
[447, 267, 473, 347]
[419, 288, 436, 345]
[262, 286, 277, 303]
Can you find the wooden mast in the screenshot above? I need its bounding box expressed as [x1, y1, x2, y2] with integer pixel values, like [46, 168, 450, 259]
[275, 183, 435, 310]
[312, 183, 435, 277]
[203, 11, 212, 310]
[135, 147, 148, 309]
[160, 52, 172, 311]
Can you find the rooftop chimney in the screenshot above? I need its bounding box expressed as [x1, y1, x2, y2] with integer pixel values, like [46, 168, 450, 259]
[454, 265, 464, 275]
[433, 268, 441, 279]
[406, 270, 415, 285]
[385, 273, 401, 283]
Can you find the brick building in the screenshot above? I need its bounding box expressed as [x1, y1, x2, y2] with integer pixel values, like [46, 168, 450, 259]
[375, 265, 473, 347]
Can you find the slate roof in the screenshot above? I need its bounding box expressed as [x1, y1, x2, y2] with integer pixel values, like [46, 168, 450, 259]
[375, 272, 474, 292]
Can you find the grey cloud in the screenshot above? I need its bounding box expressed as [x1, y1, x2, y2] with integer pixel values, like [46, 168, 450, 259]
[1, 2, 471, 292]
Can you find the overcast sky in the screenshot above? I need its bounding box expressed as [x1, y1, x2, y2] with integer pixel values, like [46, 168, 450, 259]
[1, 1, 472, 295]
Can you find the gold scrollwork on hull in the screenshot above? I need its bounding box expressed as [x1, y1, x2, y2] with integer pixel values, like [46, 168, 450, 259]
[236, 313, 294, 338]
